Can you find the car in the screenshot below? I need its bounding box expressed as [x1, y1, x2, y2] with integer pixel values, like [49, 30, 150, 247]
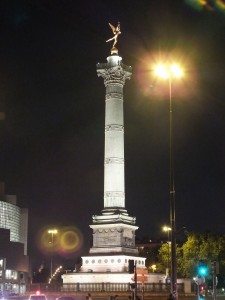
[0, 291, 5, 300]
[55, 297, 75, 300]
[28, 292, 47, 300]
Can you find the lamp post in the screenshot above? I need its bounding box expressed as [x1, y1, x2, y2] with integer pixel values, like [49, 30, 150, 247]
[162, 226, 171, 277]
[48, 229, 58, 278]
[162, 226, 171, 241]
[155, 63, 183, 300]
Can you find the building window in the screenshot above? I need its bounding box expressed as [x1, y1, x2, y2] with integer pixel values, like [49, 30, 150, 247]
[5, 270, 17, 280]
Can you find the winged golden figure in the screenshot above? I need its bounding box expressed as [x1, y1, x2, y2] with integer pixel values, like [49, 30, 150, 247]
[106, 22, 121, 49]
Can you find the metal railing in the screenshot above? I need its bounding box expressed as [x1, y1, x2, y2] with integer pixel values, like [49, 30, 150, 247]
[61, 283, 184, 293]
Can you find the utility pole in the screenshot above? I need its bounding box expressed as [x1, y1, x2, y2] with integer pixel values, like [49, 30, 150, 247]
[134, 262, 137, 300]
[212, 261, 218, 300]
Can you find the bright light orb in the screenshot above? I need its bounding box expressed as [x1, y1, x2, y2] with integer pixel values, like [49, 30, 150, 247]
[38, 227, 60, 254]
[170, 64, 183, 78]
[37, 225, 83, 257]
[163, 226, 172, 232]
[155, 63, 183, 79]
[155, 64, 169, 79]
[48, 229, 58, 235]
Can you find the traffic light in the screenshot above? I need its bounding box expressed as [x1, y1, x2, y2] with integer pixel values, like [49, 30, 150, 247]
[200, 285, 206, 291]
[199, 284, 206, 299]
[212, 261, 220, 275]
[128, 259, 135, 273]
[198, 260, 208, 276]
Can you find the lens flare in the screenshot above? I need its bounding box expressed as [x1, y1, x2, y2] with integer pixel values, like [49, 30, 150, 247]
[37, 226, 60, 255]
[215, 0, 225, 13]
[185, 0, 225, 12]
[59, 226, 83, 254]
[155, 64, 169, 79]
[37, 225, 83, 257]
[170, 64, 183, 78]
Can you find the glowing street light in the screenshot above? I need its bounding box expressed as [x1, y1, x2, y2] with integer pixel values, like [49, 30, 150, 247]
[162, 226, 172, 277]
[48, 229, 58, 278]
[155, 62, 184, 300]
[48, 229, 58, 237]
[162, 226, 172, 234]
[155, 63, 183, 79]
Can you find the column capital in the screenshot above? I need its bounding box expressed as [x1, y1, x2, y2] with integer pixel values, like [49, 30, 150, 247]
[96, 55, 132, 86]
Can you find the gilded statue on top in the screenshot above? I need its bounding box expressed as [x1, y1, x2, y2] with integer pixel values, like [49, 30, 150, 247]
[106, 22, 121, 55]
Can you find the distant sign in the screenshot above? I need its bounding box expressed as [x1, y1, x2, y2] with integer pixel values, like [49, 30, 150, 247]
[194, 276, 205, 285]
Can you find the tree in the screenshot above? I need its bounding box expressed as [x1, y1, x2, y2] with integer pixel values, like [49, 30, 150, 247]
[180, 233, 201, 278]
[157, 232, 225, 280]
[182, 232, 225, 278]
[157, 243, 182, 276]
[157, 243, 170, 273]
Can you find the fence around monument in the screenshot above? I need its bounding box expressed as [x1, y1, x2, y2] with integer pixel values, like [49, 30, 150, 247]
[61, 282, 184, 293]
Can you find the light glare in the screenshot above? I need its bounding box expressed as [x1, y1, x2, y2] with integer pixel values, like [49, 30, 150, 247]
[163, 226, 172, 232]
[170, 64, 183, 78]
[48, 229, 58, 234]
[155, 63, 183, 79]
[155, 64, 169, 79]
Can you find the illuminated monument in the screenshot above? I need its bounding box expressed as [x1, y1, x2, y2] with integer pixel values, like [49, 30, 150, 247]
[62, 24, 191, 293]
[62, 23, 146, 285]
[80, 23, 146, 275]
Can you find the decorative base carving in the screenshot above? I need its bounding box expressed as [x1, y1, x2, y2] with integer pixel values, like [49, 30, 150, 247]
[89, 215, 138, 256]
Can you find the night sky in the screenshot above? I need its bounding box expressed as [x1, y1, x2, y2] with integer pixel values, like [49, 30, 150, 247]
[0, 0, 225, 271]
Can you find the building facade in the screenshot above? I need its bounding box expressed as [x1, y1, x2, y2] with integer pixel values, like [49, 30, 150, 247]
[0, 182, 29, 295]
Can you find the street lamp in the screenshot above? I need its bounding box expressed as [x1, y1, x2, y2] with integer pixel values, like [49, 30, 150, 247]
[155, 63, 183, 300]
[162, 226, 171, 277]
[48, 229, 58, 278]
[162, 226, 172, 237]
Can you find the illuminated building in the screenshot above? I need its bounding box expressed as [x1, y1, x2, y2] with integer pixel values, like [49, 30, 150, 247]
[0, 182, 29, 294]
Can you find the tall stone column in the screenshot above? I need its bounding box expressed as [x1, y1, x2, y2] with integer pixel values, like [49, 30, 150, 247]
[64, 30, 146, 275]
[89, 54, 138, 255]
[97, 54, 131, 212]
